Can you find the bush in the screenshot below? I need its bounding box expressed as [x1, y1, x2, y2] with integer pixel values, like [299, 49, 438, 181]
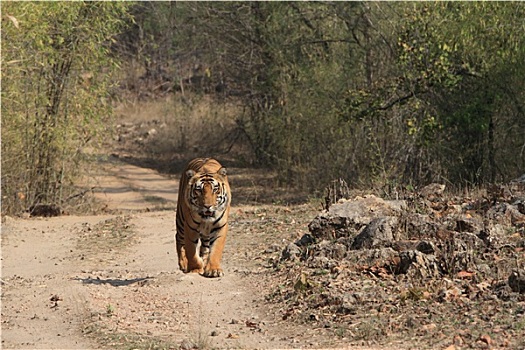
[1, 2, 131, 215]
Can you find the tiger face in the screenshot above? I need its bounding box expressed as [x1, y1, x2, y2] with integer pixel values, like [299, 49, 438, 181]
[186, 168, 229, 222]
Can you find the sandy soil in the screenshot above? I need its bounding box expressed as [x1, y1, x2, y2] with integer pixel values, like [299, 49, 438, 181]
[1, 158, 387, 350]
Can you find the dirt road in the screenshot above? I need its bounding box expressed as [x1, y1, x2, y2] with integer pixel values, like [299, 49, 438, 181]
[2, 155, 395, 350]
[2, 158, 362, 350]
[1, 160, 285, 349]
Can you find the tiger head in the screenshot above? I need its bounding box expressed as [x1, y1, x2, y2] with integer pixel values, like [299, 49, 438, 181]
[185, 167, 230, 222]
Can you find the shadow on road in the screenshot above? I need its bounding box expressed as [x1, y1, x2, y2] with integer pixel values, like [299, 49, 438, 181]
[74, 276, 154, 287]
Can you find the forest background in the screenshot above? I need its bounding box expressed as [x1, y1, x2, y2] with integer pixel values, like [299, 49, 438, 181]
[2, 2, 524, 215]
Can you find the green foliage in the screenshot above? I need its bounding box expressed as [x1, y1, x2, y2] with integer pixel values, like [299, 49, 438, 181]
[109, 3, 525, 193]
[1, 2, 131, 214]
[118, 2, 524, 190]
[394, 2, 525, 184]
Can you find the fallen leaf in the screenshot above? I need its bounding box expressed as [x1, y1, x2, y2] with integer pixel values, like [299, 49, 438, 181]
[453, 334, 464, 346]
[457, 270, 476, 278]
[6, 14, 19, 29]
[294, 273, 309, 291]
[479, 334, 491, 345]
[441, 286, 462, 301]
[245, 320, 259, 328]
[475, 281, 491, 291]
[421, 323, 437, 331]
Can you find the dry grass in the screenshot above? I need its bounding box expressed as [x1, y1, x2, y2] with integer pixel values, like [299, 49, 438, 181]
[112, 94, 246, 163]
[75, 215, 138, 262]
[107, 94, 314, 206]
[82, 322, 180, 350]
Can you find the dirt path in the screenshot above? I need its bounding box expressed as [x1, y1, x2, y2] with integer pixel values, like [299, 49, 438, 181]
[1, 160, 281, 349]
[0, 162, 300, 349]
[90, 159, 179, 212]
[2, 158, 389, 350]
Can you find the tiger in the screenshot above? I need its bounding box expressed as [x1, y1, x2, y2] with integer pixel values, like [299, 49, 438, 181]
[175, 158, 231, 278]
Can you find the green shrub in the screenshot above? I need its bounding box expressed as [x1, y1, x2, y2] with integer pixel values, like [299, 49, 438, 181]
[1, 2, 131, 215]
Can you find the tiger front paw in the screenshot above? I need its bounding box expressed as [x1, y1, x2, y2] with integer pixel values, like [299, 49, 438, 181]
[178, 259, 188, 273]
[202, 267, 224, 278]
[186, 258, 204, 274]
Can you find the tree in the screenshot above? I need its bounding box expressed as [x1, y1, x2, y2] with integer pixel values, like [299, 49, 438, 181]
[1, 2, 131, 214]
[114, 2, 525, 191]
[394, 2, 525, 184]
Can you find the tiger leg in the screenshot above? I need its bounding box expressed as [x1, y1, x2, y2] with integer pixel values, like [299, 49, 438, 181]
[203, 224, 228, 278]
[175, 233, 188, 272]
[184, 227, 204, 274]
[200, 245, 210, 267]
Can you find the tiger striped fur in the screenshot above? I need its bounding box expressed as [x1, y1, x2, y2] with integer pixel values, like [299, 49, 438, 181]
[175, 158, 231, 277]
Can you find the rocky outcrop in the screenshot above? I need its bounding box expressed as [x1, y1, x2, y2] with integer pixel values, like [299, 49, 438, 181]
[281, 189, 525, 293]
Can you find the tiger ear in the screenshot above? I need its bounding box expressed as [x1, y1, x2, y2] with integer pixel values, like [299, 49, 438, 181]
[218, 167, 227, 176]
[186, 169, 196, 178]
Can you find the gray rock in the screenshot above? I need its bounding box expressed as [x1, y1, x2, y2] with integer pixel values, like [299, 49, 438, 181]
[327, 195, 406, 222]
[345, 247, 399, 267]
[308, 195, 407, 240]
[415, 240, 435, 254]
[281, 243, 302, 261]
[397, 250, 440, 278]
[404, 213, 440, 239]
[350, 217, 398, 250]
[455, 215, 483, 233]
[295, 233, 315, 247]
